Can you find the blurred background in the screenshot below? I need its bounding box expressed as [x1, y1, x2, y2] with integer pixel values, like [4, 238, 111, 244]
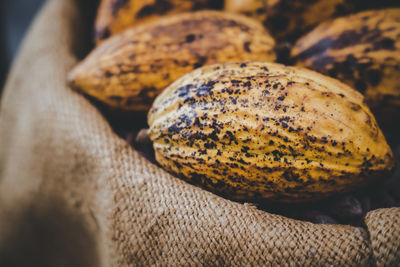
[0, 0, 45, 90]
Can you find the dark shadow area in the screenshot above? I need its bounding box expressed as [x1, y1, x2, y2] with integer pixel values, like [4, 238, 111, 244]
[0, 0, 100, 93]
[0, 196, 100, 267]
[0, 0, 46, 91]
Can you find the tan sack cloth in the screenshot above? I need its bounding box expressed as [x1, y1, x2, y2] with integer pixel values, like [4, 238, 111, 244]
[0, 0, 399, 266]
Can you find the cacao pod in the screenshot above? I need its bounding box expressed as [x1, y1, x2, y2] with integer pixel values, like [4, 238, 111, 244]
[95, 0, 224, 42]
[225, 0, 399, 42]
[148, 62, 394, 202]
[68, 11, 276, 111]
[291, 9, 400, 124]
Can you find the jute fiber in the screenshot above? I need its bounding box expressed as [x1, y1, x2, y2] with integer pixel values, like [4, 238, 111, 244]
[0, 0, 399, 266]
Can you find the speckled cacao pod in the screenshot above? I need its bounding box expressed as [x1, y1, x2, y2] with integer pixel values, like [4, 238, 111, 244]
[68, 11, 276, 112]
[148, 62, 394, 203]
[225, 0, 399, 42]
[95, 0, 224, 42]
[291, 9, 400, 124]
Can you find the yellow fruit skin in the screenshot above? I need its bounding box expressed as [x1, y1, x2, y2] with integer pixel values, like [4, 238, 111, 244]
[225, 0, 399, 42]
[68, 11, 276, 112]
[291, 9, 400, 123]
[148, 62, 394, 203]
[95, 0, 223, 42]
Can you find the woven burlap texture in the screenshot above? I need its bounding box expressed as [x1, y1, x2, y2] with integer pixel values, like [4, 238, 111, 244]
[0, 0, 399, 266]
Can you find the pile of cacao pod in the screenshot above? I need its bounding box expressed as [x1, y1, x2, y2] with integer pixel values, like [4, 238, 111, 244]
[68, 0, 400, 226]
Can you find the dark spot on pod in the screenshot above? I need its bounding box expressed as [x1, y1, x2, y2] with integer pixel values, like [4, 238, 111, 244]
[241, 146, 250, 152]
[279, 117, 290, 122]
[163, 73, 170, 80]
[350, 103, 361, 111]
[185, 34, 196, 43]
[333, 29, 367, 49]
[209, 130, 219, 141]
[198, 149, 207, 155]
[229, 161, 239, 168]
[240, 63, 247, 68]
[272, 150, 283, 161]
[104, 71, 113, 78]
[237, 158, 249, 165]
[196, 80, 217, 97]
[183, 97, 196, 104]
[204, 141, 217, 149]
[338, 93, 345, 98]
[308, 135, 317, 143]
[243, 41, 251, 52]
[372, 37, 395, 51]
[136, 0, 173, 18]
[243, 81, 251, 88]
[224, 131, 237, 145]
[269, 140, 274, 145]
[167, 120, 185, 134]
[177, 84, 195, 98]
[173, 161, 182, 168]
[193, 56, 208, 69]
[282, 170, 300, 182]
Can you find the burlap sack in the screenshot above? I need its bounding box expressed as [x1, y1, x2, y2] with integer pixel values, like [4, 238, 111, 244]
[0, 0, 399, 266]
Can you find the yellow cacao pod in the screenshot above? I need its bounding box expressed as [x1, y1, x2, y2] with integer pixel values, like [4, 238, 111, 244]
[291, 9, 400, 123]
[148, 62, 394, 203]
[225, 0, 399, 42]
[68, 11, 276, 112]
[95, 0, 224, 42]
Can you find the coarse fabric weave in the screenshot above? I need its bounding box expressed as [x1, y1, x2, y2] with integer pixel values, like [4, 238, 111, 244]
[0, 0, 399, 266]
